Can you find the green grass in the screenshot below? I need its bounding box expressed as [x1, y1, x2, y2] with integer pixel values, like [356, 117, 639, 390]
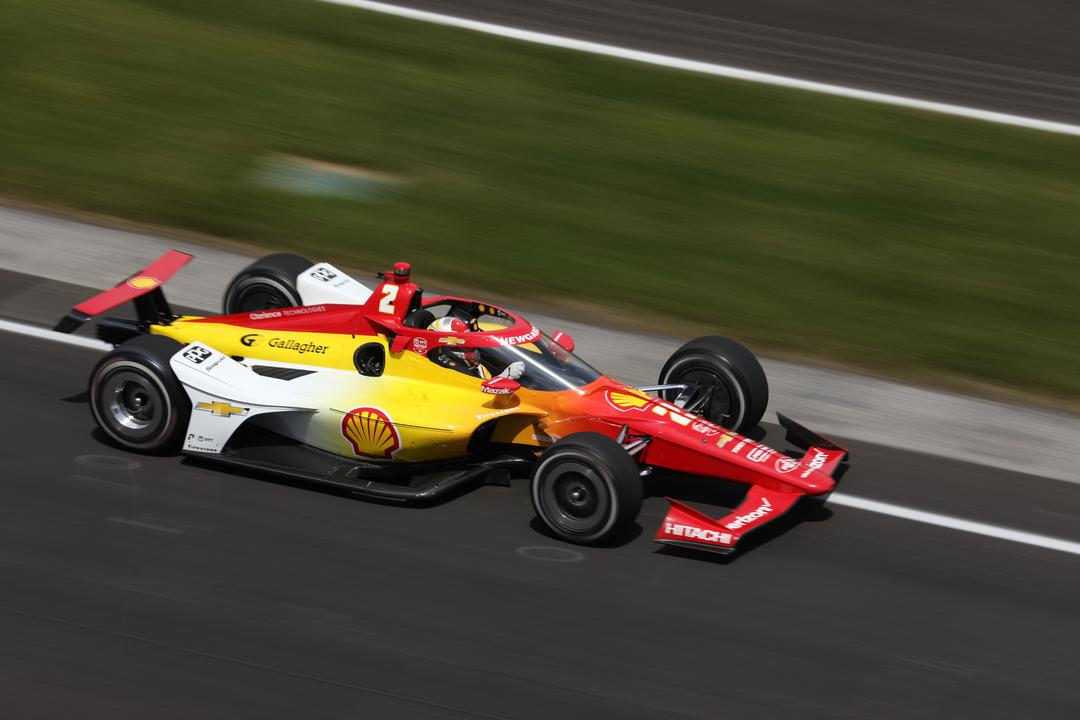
[3, 0, 1080, 400]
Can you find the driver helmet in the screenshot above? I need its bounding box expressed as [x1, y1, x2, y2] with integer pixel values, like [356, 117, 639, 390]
[427, 316, 480, 368]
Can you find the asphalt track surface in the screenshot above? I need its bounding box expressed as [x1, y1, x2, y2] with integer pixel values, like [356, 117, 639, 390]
[3, 271, 1080, 718]
[379, 0, 1080, 124]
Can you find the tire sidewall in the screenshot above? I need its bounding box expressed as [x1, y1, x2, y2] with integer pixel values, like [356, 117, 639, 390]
[660, 354, 749, 430]
[658, 336, 768, 434]
[223, 253, 313, 314]
[530, 434, 642, 545]
[224, 274, 302, 314]
[89, 339, 189, 453]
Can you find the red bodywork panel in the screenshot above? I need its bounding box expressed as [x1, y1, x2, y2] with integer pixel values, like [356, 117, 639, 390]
[544, 383, 839, 496]
[73, 250, 193, 316]
[536, 382, 846, 553]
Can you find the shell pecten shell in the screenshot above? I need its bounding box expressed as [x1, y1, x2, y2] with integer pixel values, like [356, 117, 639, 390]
[607, 389, 651, 411]
[341, 406, 401, 459]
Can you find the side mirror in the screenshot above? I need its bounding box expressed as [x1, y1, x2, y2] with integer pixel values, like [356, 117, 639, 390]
[550, 330, 575, 353]
[481, 376, 520, 395]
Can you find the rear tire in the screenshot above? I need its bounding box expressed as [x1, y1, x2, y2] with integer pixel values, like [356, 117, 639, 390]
[658, 336, 768, 434]
[89, 335, 189, 454]
[530, 433, 643, 545]
[223, 253, 313, 314]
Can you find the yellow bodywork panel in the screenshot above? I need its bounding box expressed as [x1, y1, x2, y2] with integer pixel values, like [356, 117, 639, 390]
[153, 317, 548, 462]
[152, 317, 360, 369]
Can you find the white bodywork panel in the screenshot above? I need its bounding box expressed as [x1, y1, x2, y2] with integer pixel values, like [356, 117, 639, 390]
[171, 343, 318, 454]
[296, 262, 373, 305]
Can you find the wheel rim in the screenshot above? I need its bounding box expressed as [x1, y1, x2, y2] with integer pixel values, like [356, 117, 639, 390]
[539, 460, 610, 535]
[663, 362, 741, 428]
[99, 368, 167, 442]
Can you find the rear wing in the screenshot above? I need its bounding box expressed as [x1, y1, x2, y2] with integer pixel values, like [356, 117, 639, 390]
[54, 250, 192, 334]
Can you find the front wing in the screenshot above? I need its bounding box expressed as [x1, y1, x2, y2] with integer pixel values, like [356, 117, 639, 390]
[654, 416, 848, 554]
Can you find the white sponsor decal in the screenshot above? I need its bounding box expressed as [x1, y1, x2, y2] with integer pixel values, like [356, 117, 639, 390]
[183, 345, 212, 364]
[746, 446, 774, 463]
[248, 305, 326, 320]
[691, 420, 721, 436]
[496, 325, 540, 346]
[775, 456, 800, 474]
[184, 432, 218, 453]
[800, 449, 831, 478]
[663, 522, 732, 545]
[475, 408, 516, 420]
[724, 497, 774, 530]
[653, 401, 693, 426]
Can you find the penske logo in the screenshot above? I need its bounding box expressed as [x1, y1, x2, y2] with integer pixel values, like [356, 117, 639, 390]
[195, 401, 249, 417]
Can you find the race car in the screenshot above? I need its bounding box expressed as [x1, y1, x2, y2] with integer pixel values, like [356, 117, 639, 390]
[54, 250, 848, 554]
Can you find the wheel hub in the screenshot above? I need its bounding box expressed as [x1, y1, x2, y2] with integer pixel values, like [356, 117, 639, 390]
[100, 369, 165, 435]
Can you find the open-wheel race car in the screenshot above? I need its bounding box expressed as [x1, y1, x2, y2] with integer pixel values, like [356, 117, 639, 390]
[55, 251, 848, 555]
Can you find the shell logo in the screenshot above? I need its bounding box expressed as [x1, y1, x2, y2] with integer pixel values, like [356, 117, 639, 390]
[341, 406, 401, 459]
[606, 390, 651, 411]
[126, 275, 161, 290]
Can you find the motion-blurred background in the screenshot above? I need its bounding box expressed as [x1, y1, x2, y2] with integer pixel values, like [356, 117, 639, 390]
[3, 3, 1080, 719]
[4, 0, 1079, 404]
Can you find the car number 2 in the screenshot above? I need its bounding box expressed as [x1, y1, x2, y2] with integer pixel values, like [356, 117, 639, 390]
[379, 284, 399, 314]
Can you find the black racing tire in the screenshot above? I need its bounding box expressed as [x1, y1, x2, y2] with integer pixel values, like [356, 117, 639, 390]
[222, 253, 313, 314]
[88, 335, 190, 454]
[658, 336, 768, 435]
[530, 433, 643, 545]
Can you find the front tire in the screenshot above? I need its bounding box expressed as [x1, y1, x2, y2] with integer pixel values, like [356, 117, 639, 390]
[530, 433, 643, 545]
[658, 336, 768, 434]
[89, 335, 189, 453]
[223, 253, 313, 314]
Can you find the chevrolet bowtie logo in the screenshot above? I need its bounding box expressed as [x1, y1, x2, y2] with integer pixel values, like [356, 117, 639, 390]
[195, 401, 249, 417]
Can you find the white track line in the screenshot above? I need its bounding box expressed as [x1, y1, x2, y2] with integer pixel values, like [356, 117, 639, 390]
[830, 494, 1080, 557]
[0, 318, 109, 350]
[318, 0, 1080, 137]
[3, 317, 1077, 559]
